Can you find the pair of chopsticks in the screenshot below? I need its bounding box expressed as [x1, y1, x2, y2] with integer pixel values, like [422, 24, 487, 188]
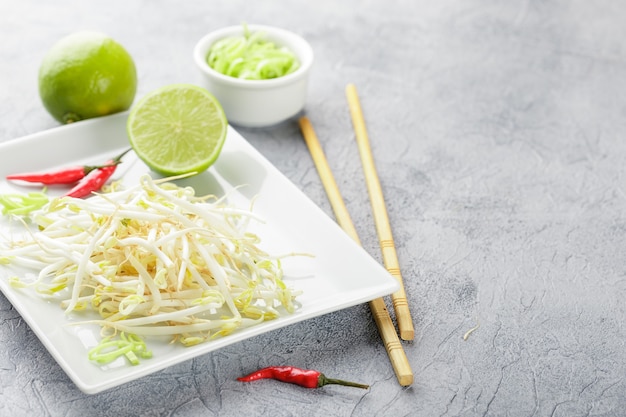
[298, 84, 414, 387]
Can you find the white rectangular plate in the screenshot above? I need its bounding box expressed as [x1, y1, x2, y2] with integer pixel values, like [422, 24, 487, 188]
[0, 113, 398, 394]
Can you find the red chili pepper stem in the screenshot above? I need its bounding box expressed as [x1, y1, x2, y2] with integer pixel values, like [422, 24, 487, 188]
[317, 374, 370, 389]
[81, 148, 131, 174]
[110, 148, 132, 164]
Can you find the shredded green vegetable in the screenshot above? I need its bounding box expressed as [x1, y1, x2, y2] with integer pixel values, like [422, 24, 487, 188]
[0, 190, 49, 215]
[88, 333, 152, 365]
[1, 175, 305, 365]
[207, 24, 300, 80]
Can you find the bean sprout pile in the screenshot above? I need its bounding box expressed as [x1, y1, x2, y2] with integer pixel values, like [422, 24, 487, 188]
[1, 175, 303, 364]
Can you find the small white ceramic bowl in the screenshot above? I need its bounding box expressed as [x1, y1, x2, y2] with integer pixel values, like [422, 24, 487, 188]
[193, 24, 314, 128]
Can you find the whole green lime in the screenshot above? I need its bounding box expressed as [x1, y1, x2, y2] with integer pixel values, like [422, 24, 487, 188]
[38, 31, 137, 124]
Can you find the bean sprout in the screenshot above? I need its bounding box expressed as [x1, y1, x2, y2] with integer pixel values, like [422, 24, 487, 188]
[1, 175, 304, 363]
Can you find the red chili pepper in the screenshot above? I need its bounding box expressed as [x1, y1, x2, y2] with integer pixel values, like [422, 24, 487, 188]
[6, 163, 117, 185]
[64, 149, 131, 198]
[237, 366, 369, 389]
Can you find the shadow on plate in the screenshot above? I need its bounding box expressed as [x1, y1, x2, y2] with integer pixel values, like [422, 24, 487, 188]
[212, 150, 268, 199]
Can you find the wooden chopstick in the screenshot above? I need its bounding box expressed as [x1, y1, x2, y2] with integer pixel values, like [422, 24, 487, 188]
[298, 116, 413, 387]
[345, 84, 415, 341]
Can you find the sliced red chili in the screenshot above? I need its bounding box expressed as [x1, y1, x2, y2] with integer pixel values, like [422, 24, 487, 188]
[63, 149, 131, 198]
[237, 366, 369, 389]
[6, 163, 116, 185]
[6, 148, 132, 187]
[64, 164, 117, 198]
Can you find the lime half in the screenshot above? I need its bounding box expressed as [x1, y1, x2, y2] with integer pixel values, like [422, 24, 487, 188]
[127, 84, 228, 176]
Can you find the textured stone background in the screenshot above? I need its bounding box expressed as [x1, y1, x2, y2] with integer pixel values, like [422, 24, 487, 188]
[2, 1, 626, 416]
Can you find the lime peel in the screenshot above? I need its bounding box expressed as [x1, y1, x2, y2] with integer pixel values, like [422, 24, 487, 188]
[38, 31, 137, 124]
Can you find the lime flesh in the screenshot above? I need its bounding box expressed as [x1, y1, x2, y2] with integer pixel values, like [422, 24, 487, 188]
[127, 84, 228, 176]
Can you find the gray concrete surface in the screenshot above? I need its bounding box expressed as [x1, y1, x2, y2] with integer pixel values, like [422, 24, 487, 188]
[2, 1, 626, 416]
